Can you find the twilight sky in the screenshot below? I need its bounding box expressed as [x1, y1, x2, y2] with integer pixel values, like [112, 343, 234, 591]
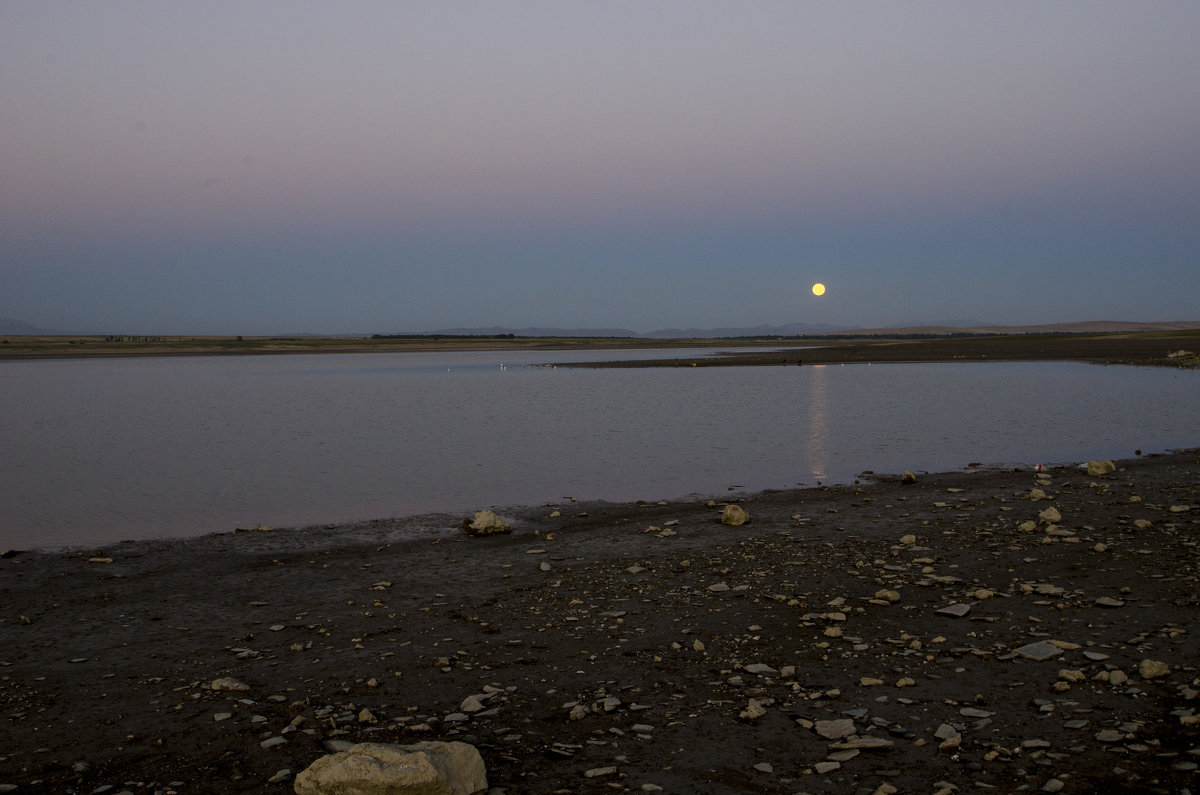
[3, 2, 1198, 334]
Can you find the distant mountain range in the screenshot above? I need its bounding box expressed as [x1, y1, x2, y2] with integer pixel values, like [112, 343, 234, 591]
[428, 320, 1200, 338]
[428, 321, 845, 338]
[5, 315, 1199, 339]
[828, 320, 1200, 336]
[0, 317, 54, 335]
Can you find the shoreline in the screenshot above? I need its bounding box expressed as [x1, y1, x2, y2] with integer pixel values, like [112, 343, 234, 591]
[0, 336, 782, 362]
[3, 329, 1199, 369]
[3, 451, 1198, 792]
[7, 446, 1188, 556]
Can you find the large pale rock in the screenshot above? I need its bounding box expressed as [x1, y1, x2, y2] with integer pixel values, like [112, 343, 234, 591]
[294, 741, 487, 795]
[721, 504, 749, 526]
[1138, 659, 1170, 680]
[1038, 506, 1062, 524]
[211, 677, 250, 692]
[462, 510, 510, 536]
[739, 698, 767, 721]
[1086, 460, 1116, 477]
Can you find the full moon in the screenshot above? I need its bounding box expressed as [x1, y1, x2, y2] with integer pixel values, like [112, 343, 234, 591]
[812, 282, 826, 296]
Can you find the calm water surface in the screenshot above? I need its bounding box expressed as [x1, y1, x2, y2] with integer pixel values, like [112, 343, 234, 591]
[2, 350, 1197, 549]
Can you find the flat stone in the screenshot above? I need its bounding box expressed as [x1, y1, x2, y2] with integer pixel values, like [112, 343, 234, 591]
[936, 603, 971, 618]
[934, 723, 959, 741]
[814, 718, 856, 740]
[1015, 641, 1064, 661]
[831, 736, 895, 750]
[743, 663, 777, 675]
[1094, 597, 1125, 608]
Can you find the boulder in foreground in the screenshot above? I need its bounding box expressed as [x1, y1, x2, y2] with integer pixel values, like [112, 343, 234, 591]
[462, 510, 510, 536]
[294, 741, 487, 795]
[1087, 459, 1117, 476]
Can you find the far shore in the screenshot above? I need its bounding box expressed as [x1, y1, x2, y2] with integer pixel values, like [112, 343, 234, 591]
[2, 328, 1199, 368]
[0, 334, 742, 361]
[559, 329, 1200, 369]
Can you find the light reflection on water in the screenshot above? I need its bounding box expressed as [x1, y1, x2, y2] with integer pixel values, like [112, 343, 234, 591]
[807, 364, 829, 481]
[1, 352, 1197, 549]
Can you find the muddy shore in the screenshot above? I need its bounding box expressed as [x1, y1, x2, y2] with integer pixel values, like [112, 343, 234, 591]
[2, 451, 1198, 793]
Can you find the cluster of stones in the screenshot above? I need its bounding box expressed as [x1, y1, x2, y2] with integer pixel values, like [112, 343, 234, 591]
[427, 458, 1198, 791]
[2, 454, 1197, 793]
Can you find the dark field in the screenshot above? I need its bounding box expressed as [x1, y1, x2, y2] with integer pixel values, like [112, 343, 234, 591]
[4, 329, 1199, 370]
[560, 330, 1200, 370]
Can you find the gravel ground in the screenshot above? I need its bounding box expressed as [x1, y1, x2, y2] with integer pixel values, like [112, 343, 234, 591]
[2, 451, 1199, 794]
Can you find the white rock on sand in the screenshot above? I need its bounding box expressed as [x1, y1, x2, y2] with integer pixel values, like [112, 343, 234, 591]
[293, 741, 487, 795]
[463, 510, 510, 536]
[721, 504, 749, 526]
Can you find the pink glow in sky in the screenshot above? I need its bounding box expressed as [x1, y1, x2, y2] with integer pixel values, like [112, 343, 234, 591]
[2, 2, 1198, 333]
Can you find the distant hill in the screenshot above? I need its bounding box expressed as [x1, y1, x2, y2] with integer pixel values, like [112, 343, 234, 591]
[429, 322, 847, 338]
[824, 320, 1200, 336]
[642, 321, 845, 338]
[7, 316, 1199, 340]
[0, 317, 54, 335]
[428, 320, 1200, 339]
[429, 326, 641, 338]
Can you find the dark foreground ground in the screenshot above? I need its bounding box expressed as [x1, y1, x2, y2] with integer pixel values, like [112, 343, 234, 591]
[2, 452, 1199, 793]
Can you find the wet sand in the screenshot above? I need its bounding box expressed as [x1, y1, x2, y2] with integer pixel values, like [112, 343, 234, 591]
[2, 451, 1198, 793]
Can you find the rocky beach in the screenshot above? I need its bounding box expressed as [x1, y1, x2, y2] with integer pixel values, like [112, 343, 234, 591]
[2, 451, 1198, 793]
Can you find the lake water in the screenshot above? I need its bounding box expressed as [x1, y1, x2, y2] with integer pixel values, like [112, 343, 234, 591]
[2, 350, 1197, 550]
